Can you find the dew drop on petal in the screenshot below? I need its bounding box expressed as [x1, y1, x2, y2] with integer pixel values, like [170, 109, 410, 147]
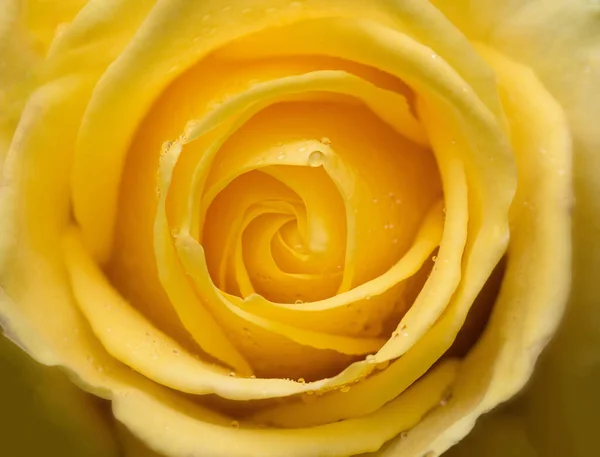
[308, 150, 324, 167]
[230, 420, 240, 428]
[320, 137, 331, 145]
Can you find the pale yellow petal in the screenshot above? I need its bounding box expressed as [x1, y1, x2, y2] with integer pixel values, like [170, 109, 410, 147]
[113, 361, 458, 457]
[379, 44, 571, 457]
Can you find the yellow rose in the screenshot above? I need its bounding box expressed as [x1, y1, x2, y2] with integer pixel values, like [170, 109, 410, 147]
[0, 1, 596, 456]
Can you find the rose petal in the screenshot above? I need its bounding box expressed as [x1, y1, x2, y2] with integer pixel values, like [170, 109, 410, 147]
[113, 360, 458, 457]
[380, 44, 571, 457]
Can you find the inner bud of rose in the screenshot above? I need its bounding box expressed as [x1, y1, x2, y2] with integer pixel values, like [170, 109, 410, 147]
[106, 52, 451, 381]
[201, 100, 440, 305]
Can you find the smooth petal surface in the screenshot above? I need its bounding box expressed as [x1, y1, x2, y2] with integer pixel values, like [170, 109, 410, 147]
[432, 2, 600, 455]
[379, 44, 571, 457]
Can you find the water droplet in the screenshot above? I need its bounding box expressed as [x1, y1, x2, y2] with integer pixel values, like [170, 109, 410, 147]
[432, 255, 437, 261]
[440, 391, 453, 406]
[320, 137, 331, 145]
[294, 299, 304, 305]
[298, 377, 306, 384]
[250, 375, 256, 379]
[229, 372, 236, 377]
[308, 150, 324, 167]
[340, 385, 351, 393]
[230, 420, 240, 428]
[431, 53, 438, 59]
[400, 431, 409, 440]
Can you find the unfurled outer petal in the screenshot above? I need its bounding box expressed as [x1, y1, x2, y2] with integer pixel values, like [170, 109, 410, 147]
[432, 2, 599, 456]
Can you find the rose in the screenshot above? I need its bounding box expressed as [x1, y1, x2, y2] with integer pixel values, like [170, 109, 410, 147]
[0, 1, 596, 457]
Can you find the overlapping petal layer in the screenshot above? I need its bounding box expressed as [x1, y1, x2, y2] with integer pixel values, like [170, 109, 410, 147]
[0, 1, 574, 457]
